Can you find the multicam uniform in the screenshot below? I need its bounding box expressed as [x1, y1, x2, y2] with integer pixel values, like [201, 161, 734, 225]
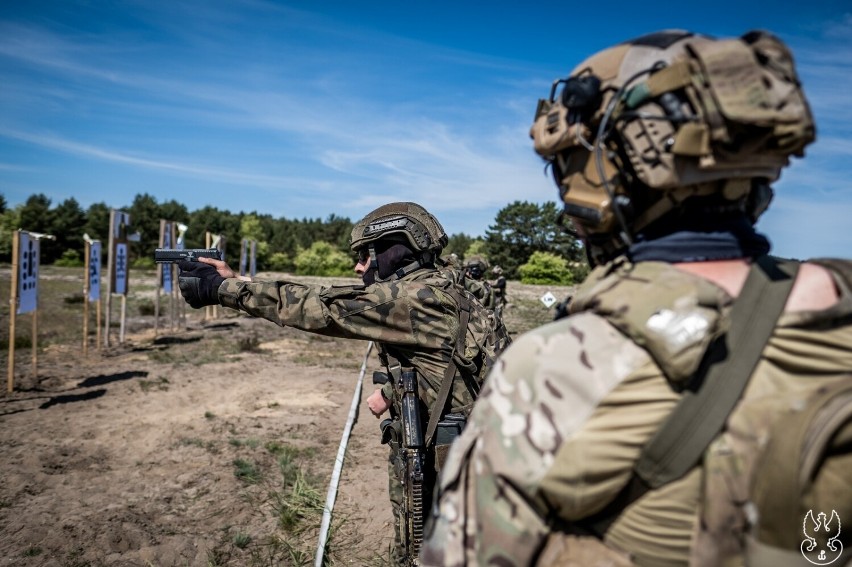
[421, 257, 852, 566]
[218, 265, 505, 564]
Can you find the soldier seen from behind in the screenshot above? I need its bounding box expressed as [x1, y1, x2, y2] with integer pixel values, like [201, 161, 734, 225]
[463, 255, 496, 311]
[489, 265, 507, 319]
[422, 30, 851, 566]
[176, 202, 510, 566]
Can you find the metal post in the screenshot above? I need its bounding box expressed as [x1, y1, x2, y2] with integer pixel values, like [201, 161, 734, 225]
[83, 240, 90, 357]
[315, 341, 375, 567]
[7, 230, 20, 394]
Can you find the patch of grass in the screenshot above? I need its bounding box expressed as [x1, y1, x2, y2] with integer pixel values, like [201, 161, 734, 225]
[176, 437, 218, 453]
[264, 441, 285, 454]
[275, 448, 305, 488]
[233, 532, 252, 549]
[281, 542, 313, 566]
[293, 348, 358, 368]
[206, 547, 231, 567]
[63, 546, 91, 567]
[237, 332, 261, 352]
[233, 458, 263, 484]
[270, 469, 324, 531]
[229, 438, 260, 449]
[23, 546, 43, 557]
[138, 376, 170, 392]
[264, 442, 317, 487]
[63, 293, 86, 305]
[146, 335, 243, 366]
[137, 299, 156, 316]
[0, 335, 32, 351]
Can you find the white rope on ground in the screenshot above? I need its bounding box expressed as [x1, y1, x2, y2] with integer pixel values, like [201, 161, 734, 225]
[315, 340, 375, 567]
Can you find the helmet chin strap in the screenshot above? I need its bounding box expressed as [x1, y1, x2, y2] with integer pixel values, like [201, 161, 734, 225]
[373, 250, 435, 283]
[367, 245, 379, 271]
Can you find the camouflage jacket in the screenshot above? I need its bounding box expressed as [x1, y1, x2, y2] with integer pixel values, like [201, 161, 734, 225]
[439, 267, 495, 310]
[421, 256, 852, 566]
[218, 268, 505, 413]
[490, 276, 506, 303]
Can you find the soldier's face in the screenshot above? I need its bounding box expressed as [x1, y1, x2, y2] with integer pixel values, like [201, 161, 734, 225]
[354, 247, 369, 275]
[354, 258, 369, 276]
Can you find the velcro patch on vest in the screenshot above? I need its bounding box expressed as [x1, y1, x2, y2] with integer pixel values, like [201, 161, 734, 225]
[571, 258, 733, 386]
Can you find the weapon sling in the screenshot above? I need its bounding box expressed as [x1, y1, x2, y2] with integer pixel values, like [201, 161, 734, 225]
[424, 288, 472, 448]
[574, 255, 800, 537]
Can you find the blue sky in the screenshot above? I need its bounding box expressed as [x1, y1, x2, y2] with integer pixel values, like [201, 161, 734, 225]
[1, 1, 850, 260]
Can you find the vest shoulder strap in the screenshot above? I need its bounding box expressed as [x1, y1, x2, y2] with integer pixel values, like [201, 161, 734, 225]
[424, 287, 472, 447]
[575, 255, 799, 536]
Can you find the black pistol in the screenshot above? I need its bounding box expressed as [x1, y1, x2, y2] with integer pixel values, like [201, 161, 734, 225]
[153, 248, 222, 263]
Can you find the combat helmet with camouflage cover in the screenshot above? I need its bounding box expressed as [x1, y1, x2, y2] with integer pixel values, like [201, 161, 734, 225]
[530, 30, 815, 265]
[350, 202, 448, 255]
[350, 202, 448, 282]
[464, 255, 490, 280]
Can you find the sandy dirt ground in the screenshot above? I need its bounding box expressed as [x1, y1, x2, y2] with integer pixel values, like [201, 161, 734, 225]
[1, 312, 393, 565]
[0, 269, 570, 567]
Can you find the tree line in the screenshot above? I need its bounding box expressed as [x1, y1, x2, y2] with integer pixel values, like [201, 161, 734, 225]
[0, 192, 588, 283]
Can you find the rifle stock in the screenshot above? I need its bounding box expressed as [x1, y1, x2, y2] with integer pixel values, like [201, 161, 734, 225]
[400, 368, 425, 564]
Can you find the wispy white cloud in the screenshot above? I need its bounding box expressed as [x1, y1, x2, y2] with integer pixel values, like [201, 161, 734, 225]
[1, 2, 850, 255]
[0, 127, 334, 191]
[0, 162, 32, 172]
[0, 7, 546, 226]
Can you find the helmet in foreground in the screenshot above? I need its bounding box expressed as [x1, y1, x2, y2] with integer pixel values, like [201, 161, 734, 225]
[530, 30, 815, 264]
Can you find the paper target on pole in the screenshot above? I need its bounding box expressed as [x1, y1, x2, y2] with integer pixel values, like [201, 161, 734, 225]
[162, 223, 173, 293]
[88, 241, 102, 302]
[114, 242, 128, 295]
[17, 232, 40, 314]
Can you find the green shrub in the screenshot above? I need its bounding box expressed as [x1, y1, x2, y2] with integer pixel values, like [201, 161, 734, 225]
[266, 252, 292, 272]
[518, 251, 574, 285]
[137, 299, 155, 316]
[63, 293, 86, 305]
[294, 241, 352, 277]
[132, 256, 155, 270]
[54, 249, 83, 267]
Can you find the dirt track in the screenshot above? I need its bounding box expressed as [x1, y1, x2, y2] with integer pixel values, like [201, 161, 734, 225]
[0, 269, 571, 566]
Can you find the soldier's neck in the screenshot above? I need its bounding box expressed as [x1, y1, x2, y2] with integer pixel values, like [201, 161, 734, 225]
[674, 259, 839, 313]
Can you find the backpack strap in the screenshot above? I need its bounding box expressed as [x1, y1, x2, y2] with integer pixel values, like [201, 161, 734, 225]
[574, 255, 800, 536]
[424, 287, 472, 448]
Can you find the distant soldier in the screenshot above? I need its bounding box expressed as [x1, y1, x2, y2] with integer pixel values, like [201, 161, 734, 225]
[489, 265, 507, 319]
[422, 30, 851, 566]
[177, 202, 509, 566]
[461, 255, 495, 310]
[443, 252, 461, 268]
